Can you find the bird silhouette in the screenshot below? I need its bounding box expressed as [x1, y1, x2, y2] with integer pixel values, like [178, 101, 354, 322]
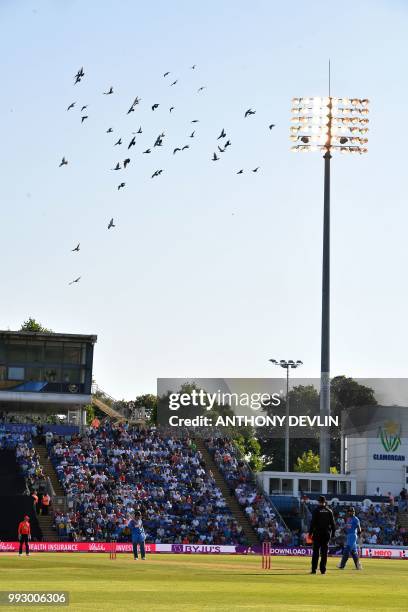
[154, 136, 163, 147]
[269, 124, 276, 130]
[71, 243, 80, 252]
[117, 183, 126, 190]
[108, 218, 115, 229]
[112, 162, 121, 171]
[218, 145, 225, 153]
[104, 87, 114, 95]
[81, 115, 88, 123]
[81, 105, 87, 111]
[127, 96, 141, 114]
[191, 64, 196, 69]
[151, 170, 163, 178]
[137, 126, 142, 134]
[127, 106, 135, 115]
[152, 104, 159, 111]
[74, 67, 84, 84]
[190, 131, 195, 138]
[169, 107, 175, 113]
[171, 80, 178, 86]
[224, 140, 231, 148]
[252, 167, 260, 172]
[212, 153, 219, 161]
[67, 102, 75, 111]
[245, 108, 256, 117]
[163, 72, 170, 77]
[123, 158, 130, 168]
[217, 129, 226, 140]
[143, 149, 151, 154]
[191, 119, 199, 123]
[114, 138, 122, 146]
[173, 148, 181, 155]
[106, 128, 113, 133]
[59, 157, 68, 167]
[197, 86, 205, 93]
[69, 276, 81, 285]
[128, 136, 136, 149]
[237, 169, 244, 174]
[182, 145, 189, 151]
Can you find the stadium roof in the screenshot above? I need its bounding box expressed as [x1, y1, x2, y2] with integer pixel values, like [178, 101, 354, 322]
[0, 330, 97, 343]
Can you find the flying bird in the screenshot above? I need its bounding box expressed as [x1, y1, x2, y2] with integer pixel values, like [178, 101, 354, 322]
[269, 124, 276, 130]
[173, 148, 181, 155]
[108, 218, 115, 229]
[74, 67, 84, 84]
[212, 153, 219, 161]
[191, 119, 199, 123]
[152, 104, 159, 111]
[154, 136, 163, 147]
[224, 140, 231, 148]
[252, 167, 260, 172]
[163, 71, 170, 77]
[71, 243, 80, 252]
[151, 170, 163, 178]
[237, 169, 244, 174]
[69, 276, 81, 285]
[182, 145, 189, 151]
[169, 107, 175, 113]
[191, 64, 196, 69]
[171, 80, 178, 86]
[81, 105, 87, 111]
[190, 131, 195, 138]
[245, 108, 256, 117]
[81, 115, 88, 123]
[123, 158, 130, 168]
[112, 162, 121, 171]
[137, 126, 142, 134]
[217, 129, 226, 140]
[67, 102, 75, 111]
[117, 183, 126, 190]
[128, 136, 136, 149]
[218, 146, 225, 153]
[104, 87, 114, 95]
[143, 149, 151, 154]
[106, 128, 113, 133]
[59, 157, 68, 167]
[114, 138, 122, 146]
[197, 86, 205, 92]
[127, 106, 134, 115]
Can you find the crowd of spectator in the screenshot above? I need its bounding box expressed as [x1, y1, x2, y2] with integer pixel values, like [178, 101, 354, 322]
[48, 424, 248, 545]
[205, 437, 291, 544]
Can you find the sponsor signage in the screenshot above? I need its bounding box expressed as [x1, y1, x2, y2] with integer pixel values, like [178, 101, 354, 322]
[361, 547, 408, 559]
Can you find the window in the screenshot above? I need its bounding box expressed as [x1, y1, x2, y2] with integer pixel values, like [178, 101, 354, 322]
[8, 367, 24, 381]
[8, 341, 26, 362]
[26, 342, 44, 362]
[0, 366, 6, 381]
[327, 480, 337, 494]
[62, 369, 80, 383]
[269, 478, 281, 494]
[0, 341, 5, 363]
[44, 368, 60, 383]
[310, 480, 322, 493]
[63, 344, 81, 365]
[281, 479, 293, 495]
[26, 367, 44, 382]
[44, 342, 63, 363]
[339, 481, 350, 495]
[299, 479, 310, 493]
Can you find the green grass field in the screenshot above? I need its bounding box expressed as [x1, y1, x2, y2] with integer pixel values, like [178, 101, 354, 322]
[0, 553, 407, 611]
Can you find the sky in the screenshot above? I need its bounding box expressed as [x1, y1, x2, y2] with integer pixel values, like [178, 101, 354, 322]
[1, 0, 408, 399]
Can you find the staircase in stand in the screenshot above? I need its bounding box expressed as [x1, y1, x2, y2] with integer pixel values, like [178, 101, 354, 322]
[33, 444, 65, 542]
[194, 438, 259, 546]
[36, 513, 55, 542]
[398, 511, 408, 529]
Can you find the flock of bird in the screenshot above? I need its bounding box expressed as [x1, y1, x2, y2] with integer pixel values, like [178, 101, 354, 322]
[62, 66, 276, 285]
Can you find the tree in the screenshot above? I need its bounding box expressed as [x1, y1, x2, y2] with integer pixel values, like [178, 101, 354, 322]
[294, 450, 320, 473]
[234, 434, 264, 472]
[20, 318, 53, 333]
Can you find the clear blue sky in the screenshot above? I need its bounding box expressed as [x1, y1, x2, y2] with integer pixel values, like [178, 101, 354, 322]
[1, 0, 407, 399]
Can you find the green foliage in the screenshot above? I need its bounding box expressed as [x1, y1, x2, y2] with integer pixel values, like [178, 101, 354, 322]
[294, 449, 320, 473]
[20, 317, 53, 333]
[85, 404, 96, 425]
[234, 434, 264, 472]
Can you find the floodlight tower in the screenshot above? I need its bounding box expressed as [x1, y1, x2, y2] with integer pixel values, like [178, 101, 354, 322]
[290, 91, 369, 472]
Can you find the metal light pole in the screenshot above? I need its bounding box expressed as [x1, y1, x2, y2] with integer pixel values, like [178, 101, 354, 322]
[290, 93, 369, 472]
[269, 359, 303, 472]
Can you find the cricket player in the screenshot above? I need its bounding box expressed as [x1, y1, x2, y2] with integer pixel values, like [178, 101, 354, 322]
[18, 515, 31, 556]
[128, 511, 146, 560]
[337, 507, 363, 570]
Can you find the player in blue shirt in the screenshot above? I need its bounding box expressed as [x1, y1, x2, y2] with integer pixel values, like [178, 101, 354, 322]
[337, 507, 362, 570]
[128, 511, 146, 560]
